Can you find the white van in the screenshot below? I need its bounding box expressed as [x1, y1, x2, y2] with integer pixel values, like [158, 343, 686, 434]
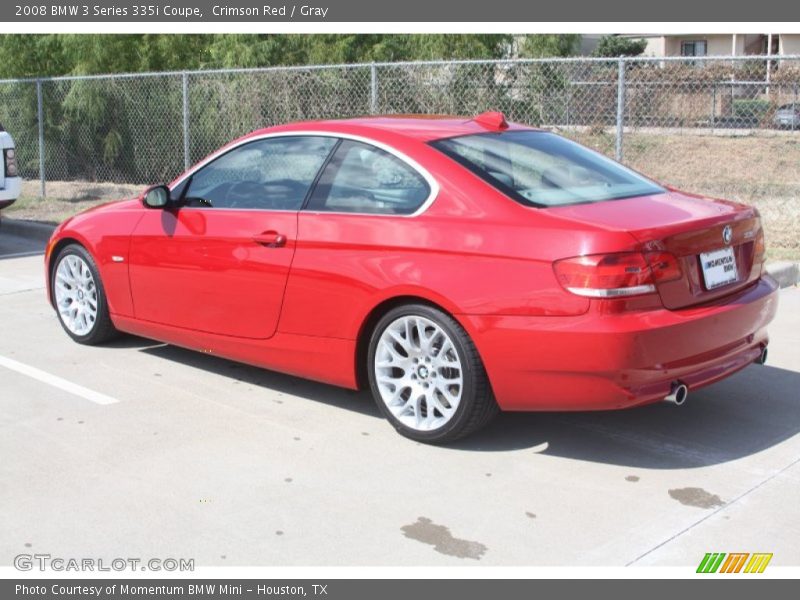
[0, 124, 21, 210]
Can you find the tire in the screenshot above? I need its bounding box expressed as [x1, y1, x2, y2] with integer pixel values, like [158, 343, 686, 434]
[51, 243, 119, 345]
[367, 303, 498, 444]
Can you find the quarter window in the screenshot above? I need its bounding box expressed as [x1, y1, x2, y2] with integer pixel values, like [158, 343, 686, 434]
[183, 136, 337, 210]
[307, 140, 431, 215]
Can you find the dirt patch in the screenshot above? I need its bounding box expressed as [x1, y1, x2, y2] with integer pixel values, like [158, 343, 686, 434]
[4, 180, 141, 224]
[21, 180, 142, 202]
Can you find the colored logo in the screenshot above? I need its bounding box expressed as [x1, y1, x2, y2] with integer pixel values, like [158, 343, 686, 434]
[722, 225, 733, 245]
[697, 552, 773, 573]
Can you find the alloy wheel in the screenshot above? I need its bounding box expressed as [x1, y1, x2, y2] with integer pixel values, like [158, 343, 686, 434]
[374, 315, 464, 432]
[54, 254, 98, 336]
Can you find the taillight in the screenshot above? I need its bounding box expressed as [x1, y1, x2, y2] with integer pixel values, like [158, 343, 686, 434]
[4, 148, 17, 177]
[554, 251, 681, 298]
[753, 228, 766, 275]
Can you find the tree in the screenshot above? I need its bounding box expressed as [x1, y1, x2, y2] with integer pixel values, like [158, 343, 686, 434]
[0, 34, 519, 79]
[399, 35, 512, 61]
[0, 35, 69, 78]
[518, 35, 582, 58]
[592, 35, 648, 57]
[0, 34, 516, 182]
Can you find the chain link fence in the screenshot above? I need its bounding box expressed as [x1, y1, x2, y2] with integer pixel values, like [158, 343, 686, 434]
[1, 55, 799, 255]
[1, 55, 799, 189]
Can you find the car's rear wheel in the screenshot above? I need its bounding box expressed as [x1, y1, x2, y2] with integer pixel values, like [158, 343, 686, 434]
[367, 304, 498, 443]
[52, 244, 118, 345]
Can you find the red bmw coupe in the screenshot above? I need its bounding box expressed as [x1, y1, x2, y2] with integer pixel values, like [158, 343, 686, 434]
[45, 112, 778, 442]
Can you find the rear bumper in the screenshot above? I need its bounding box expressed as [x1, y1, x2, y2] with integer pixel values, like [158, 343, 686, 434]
[463, 275, 779, 411]
[0, 176, 21, 206]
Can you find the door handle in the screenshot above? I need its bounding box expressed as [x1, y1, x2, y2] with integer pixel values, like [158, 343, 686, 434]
[252, 231, 287, 248]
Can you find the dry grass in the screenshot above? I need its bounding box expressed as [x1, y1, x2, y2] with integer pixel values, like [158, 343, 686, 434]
[4, 134, 799, 260]
[5, 180, 142, 223]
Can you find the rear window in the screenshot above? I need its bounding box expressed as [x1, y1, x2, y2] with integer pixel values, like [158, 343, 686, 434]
[431, 130, 665, 207]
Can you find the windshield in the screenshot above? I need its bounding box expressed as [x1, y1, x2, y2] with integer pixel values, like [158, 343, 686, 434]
[431, 130, 665, 207]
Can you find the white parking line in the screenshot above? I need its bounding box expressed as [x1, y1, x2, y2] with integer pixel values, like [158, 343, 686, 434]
[0, 354, 119, 405]
[0, 251, 44, 259]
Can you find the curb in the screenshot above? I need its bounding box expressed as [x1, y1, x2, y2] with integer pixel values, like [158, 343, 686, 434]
[766, 261, 800, 289]
[0, 218, 57, 243]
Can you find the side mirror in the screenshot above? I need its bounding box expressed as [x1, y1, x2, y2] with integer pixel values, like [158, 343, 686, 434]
[142, 184, 172, 209]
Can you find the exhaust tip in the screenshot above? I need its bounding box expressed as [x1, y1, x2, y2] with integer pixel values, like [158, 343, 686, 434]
[664, 382, 688, 406]
[757, 347, 768, 365]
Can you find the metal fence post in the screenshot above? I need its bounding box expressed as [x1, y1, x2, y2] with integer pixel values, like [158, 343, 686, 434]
[370, 63, 378, 114]
[4, 54, 800, 197]
[182, 72, 190, 170]
[615, 58, 625, 162]
[36, 79, 45, 198]
[793, 83, 798, 133]
[711, 84, 716, 129]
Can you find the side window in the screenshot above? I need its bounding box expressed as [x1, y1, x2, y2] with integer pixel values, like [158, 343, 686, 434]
[307, 140, 431, 215]
[183, 136, 337, 210]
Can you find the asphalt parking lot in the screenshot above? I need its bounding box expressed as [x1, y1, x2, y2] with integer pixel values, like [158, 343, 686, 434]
[1, 229, 799, 568]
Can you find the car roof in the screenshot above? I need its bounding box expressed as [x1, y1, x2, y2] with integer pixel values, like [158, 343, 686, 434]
[249, 113, 537, 143]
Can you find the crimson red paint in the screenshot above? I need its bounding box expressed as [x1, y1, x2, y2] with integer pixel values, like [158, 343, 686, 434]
[45, 115, 778, 413]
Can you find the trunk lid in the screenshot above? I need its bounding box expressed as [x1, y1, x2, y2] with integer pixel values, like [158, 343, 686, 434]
[546, 190, 762, 309]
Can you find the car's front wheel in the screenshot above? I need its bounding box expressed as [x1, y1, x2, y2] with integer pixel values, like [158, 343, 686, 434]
[367, 304, 498, 443]
[52, 244, 119, 345]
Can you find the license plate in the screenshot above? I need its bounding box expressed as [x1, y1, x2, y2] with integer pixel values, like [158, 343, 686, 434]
[700, 247, 738, 290]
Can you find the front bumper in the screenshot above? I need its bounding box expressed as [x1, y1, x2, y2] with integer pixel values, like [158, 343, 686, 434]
[463, 275, 779, 411]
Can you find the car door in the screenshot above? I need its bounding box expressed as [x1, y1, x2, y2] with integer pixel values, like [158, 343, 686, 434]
[280, 139, 436, 338]
[128, 135, 338, 339]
